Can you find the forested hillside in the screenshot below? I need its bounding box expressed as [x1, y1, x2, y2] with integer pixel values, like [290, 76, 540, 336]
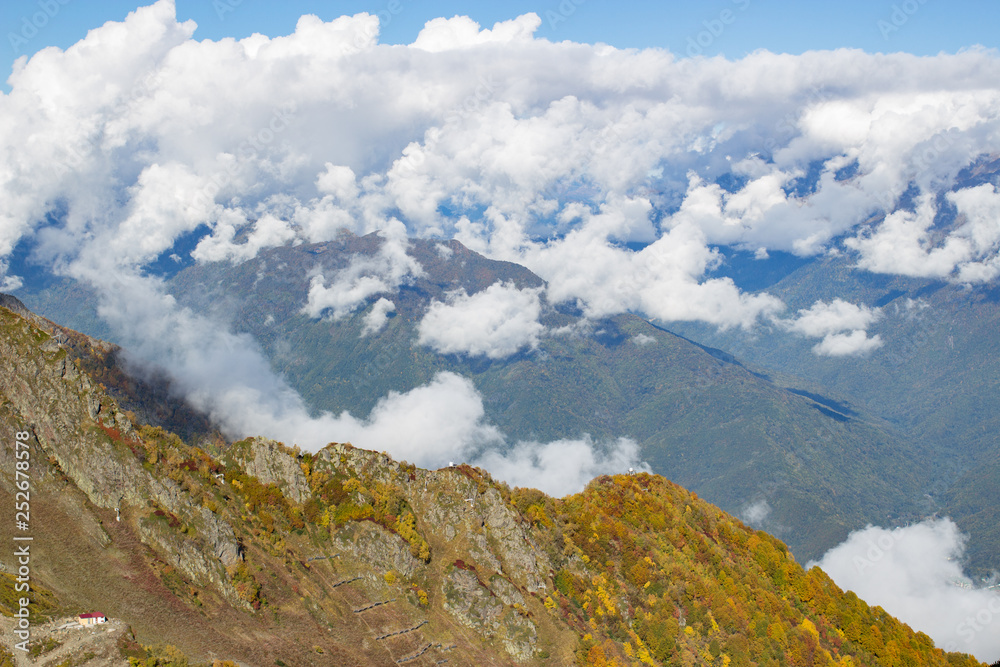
[0, 298, 989, 666]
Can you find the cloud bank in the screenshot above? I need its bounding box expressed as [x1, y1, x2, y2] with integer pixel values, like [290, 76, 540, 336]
[812, 519, 1000, 662]
[474, 436, 650, 498]
[782, 298, 883, 356]
[1, 2, 1000, 480]
[417, 281, 545, 358]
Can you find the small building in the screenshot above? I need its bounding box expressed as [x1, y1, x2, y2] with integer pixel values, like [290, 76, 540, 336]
[78, 612, 107, 626]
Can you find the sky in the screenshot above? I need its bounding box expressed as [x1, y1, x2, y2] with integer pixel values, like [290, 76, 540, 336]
[3, 0, 1000, 78]
[1, 2, 999, 658]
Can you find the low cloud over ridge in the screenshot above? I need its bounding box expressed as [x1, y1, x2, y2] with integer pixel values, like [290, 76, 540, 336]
[417, 281, 545, 359]
[2, 2, 1000, 485]
[812, 519, 1000, 662]
[781, 299, 883, 356]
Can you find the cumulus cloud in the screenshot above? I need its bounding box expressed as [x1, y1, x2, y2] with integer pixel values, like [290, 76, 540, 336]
[848, 184, 1000, 284]
[330, 372, 503, 463]
[473, 436, 649, 498]
[302, 222, 423, 319]
[811, 519, 1000, 663]
[782, 298, 883, 356]
[2, 2, 1000, 478]
[361, 297, 395, 336]
[411, 14, 541, 52]
[417, 281, 545, 358]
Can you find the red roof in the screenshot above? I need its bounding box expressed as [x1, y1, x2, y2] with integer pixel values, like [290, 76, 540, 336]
[79, 613, 105, 618]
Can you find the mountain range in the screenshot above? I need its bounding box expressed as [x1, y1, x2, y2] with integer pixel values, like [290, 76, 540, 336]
[0, 294, 991, 666]
[13, 232, 961, 571]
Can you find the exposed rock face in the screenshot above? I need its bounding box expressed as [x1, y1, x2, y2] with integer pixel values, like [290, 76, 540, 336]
[334, 521, 421, 578]
[487, 574, 525, 608]
[199, 506, 241, 567]
[230, 436, 310, 504]
[443, 566, 504, 632]
[442, 565, 538, 662]
[0, 306, 240, 603]
[417, 472, 551, 594]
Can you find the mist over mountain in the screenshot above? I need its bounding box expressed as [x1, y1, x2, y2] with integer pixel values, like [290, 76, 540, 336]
[14, 232, 948, 565]
[2, 1, 1000, 662]
[1, 297, 995, 664]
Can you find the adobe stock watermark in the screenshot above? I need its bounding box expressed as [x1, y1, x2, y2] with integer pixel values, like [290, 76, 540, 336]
[851, 528, 905, 575]
[544, 0, 586, 31]
[395, 74, 497, 175]
[8, 0, 71, 55]
[11, 429, 33, 652]
[192, 103, 297, 214]
[685, 0, 752, 58]
[212, 0, 244, 21]
[877, 0, 931, 40]
[943, 595, 1000, 653]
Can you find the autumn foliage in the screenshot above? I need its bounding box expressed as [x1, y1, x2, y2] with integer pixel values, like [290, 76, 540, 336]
[522, 473, 984, 667]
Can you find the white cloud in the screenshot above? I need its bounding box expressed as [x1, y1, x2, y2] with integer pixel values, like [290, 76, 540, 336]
[1, 2, 1000, 480]
[301, 222, 423, 319]
[331, 371, 504, 464]
[811, 329, 883, 356]
[417, 281, 545, 358]
[473, 436, 649, 498]
[811, 519, 1000, 663]
[847, 195, 974, 280]
[361, 297, 395, 336]
[435, 242, 454, 260]
[411, 14, 541, 52]
[631, 333, 656, 345]
[784, 298, 880, 338]
[846, 185, 1000, 283]
[741, 499, 771, 527]
[782, 298, 883, 356]
[316, 163, 359, 200]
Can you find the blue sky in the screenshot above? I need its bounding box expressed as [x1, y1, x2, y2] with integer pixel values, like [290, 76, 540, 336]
[3, 0, 999, 86]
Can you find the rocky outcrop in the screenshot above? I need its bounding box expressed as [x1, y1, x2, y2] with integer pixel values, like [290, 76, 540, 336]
[0, 305, 241, 603]
[418, 472, 551, 594]
[199, 506, 241, 567]
[443, 566, 504, 632]
[487, 574, 524, 608]
[333, 521, 421, 578]
[230, 436, 310, 504]
[442, 565, 538, 662]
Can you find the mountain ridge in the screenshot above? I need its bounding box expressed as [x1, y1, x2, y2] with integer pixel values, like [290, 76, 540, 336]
[0, 295, 991, 665]
[8, 235, 953, 565]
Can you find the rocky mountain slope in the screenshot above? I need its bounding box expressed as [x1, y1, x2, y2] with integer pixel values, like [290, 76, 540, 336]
[0, 297, 990, 665]
[13, 235, 949, 566]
